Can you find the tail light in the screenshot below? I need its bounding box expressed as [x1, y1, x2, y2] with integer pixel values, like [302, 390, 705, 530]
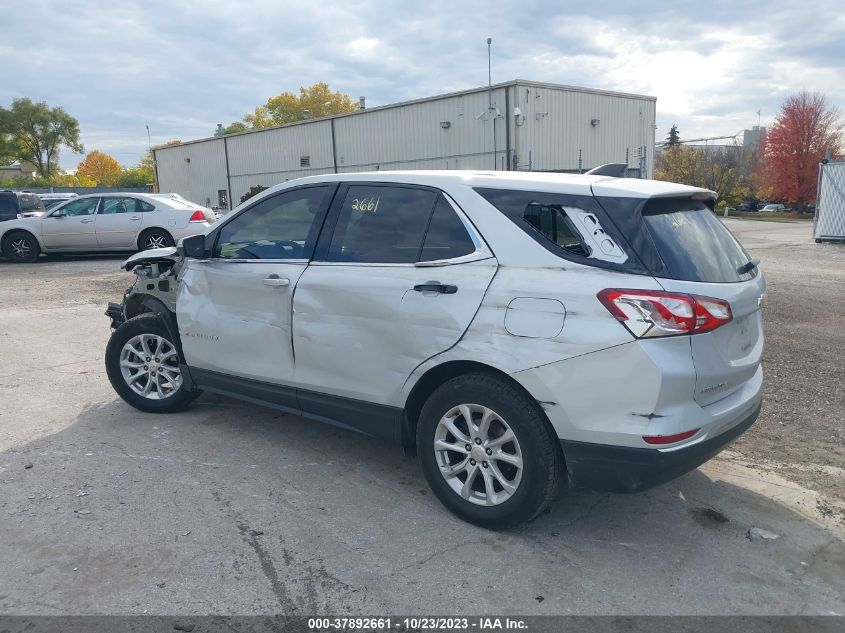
[189, 210, 206, 223]
[597, 289, 732, 338]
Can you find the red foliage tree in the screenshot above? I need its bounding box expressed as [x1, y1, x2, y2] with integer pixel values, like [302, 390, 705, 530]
[762, 92, 843, 208]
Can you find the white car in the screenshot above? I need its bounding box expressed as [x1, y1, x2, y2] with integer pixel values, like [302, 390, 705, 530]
[104, 171, 765, 528]
[0, 192, 215, 263]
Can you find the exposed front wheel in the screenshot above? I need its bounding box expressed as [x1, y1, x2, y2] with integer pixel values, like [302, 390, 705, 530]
[105, 314, 200, 413]
[2, 231, 41, 263]
[417, 373, 562, 529]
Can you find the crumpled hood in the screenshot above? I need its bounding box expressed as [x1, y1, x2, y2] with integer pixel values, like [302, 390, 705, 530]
[121, 247, 179, 270]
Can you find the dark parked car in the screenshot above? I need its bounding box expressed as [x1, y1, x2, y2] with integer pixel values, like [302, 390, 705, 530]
[0, 191, 46, 222]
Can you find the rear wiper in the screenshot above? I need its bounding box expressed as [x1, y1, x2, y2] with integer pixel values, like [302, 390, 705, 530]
[737, 259, 760, 274]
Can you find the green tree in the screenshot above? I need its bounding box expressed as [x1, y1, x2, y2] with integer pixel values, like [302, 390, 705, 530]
[117, 166, 154, 187]
[77, 150, 121, 186]
[666, 124, 680, 146]
[218, 121, 248, 135]
[0, 98, 83, 178]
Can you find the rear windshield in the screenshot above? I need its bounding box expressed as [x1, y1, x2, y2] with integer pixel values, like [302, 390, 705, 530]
[17, 193, 45, 212]
[642, 199, 755, 283]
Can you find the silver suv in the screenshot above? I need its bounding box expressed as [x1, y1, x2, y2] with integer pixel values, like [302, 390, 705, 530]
[104, 171, 765, 528]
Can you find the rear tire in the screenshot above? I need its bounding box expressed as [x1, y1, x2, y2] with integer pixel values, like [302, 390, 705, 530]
[417, 372, 562, 529]
[138, 228, 175, 251]
[105, 314, 200, 413]
[2, 231, 40, 263]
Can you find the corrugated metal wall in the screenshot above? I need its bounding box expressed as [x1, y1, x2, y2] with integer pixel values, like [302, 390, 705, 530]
[513, 82, 655, 175]
[155, 81, 656, 209]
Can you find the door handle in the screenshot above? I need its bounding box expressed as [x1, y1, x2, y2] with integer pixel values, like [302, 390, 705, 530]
[130, 216, 141, 221]
[263, 275, 290, 287]
[80, 218, 94, 223]
[413, 282, 457, 294]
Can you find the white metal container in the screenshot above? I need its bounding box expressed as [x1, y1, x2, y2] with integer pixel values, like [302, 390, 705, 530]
[814, 160, 845, 242]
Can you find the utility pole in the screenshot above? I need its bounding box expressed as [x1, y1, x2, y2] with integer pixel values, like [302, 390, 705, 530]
[487, 37, 496, 170]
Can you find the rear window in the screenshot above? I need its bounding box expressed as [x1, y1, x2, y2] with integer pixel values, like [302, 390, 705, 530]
[642, 199, 755, 283]
[17, 193, 44, 212]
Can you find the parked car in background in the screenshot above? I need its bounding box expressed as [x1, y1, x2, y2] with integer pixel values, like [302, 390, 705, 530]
[0, 192, 215, 263]
[104, 171, 765, 528]
[761, 204, 787, 212]
[38, 192, 78, 210]
[0, 190, 47, 222]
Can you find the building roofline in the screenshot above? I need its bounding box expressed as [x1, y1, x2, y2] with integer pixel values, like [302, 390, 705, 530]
[155, 80, 657, 153]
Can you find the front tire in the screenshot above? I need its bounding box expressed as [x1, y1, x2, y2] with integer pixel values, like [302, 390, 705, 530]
[2, 231, 41, 263]
[105, 314, 200, 413]
[417, 372, 562, 529]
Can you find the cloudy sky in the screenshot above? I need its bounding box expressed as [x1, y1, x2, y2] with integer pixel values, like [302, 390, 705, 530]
[3, 0, 844, 169]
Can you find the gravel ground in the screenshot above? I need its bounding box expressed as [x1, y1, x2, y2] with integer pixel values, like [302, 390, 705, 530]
[0, 226, 843, 616]
[722, 219, 845, 520]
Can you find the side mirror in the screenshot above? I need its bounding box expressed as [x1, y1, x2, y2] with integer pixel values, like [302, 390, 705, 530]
[181, 233, 208, 258]
[52, 209, 67, 218]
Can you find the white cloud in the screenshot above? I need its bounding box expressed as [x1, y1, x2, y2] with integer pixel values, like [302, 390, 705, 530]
[2, 0, 843, 167]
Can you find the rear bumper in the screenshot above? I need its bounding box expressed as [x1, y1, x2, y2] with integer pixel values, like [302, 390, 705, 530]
[560, 400, 761, 493]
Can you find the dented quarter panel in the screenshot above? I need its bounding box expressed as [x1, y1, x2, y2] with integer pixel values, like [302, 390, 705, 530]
[400, 263, 653, 403]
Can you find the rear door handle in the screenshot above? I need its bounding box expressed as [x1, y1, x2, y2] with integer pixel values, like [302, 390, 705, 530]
[263, 275, 290, 287]
[80, 218, 94, 223]
[413, 282, 457, 294]
[130, 216, 142, 221]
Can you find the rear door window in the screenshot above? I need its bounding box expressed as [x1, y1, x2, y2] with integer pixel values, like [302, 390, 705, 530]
[325, 185, 437, 263]
[642, 199, 755, 282]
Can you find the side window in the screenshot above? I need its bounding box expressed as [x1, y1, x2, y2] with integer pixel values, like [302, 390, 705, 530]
[139, 200, 155, 212]
[99, 197, 138, 214]
[523, 203, 590, 257]
[214, 186, 327, 260]
[56, 198, 99, 216]
[326, 186, 437, 263]
[0, 195, 18, 218]
[419, 196, 476, 261]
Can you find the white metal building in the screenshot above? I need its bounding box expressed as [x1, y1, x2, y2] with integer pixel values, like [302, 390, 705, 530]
[154, 80, 656, 210]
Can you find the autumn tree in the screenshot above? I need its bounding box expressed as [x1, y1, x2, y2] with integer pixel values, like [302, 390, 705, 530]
[655, 142, 745, 204]
[77, 150, 121, 186]
[762, 92, 843, 208]
[220, 83, 359, 134]
[0, 98, 83, 178]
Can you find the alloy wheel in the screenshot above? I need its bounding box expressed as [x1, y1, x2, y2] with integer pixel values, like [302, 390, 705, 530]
[10, 238, 32, 259]
[119, 334, 182, 399]
[433, 403, 524, 506]
[144, 233, 168, 249]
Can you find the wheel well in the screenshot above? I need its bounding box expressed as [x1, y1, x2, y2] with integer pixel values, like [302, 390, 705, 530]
[0, 229, 40, 256]
[401, 360, 547, 452]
